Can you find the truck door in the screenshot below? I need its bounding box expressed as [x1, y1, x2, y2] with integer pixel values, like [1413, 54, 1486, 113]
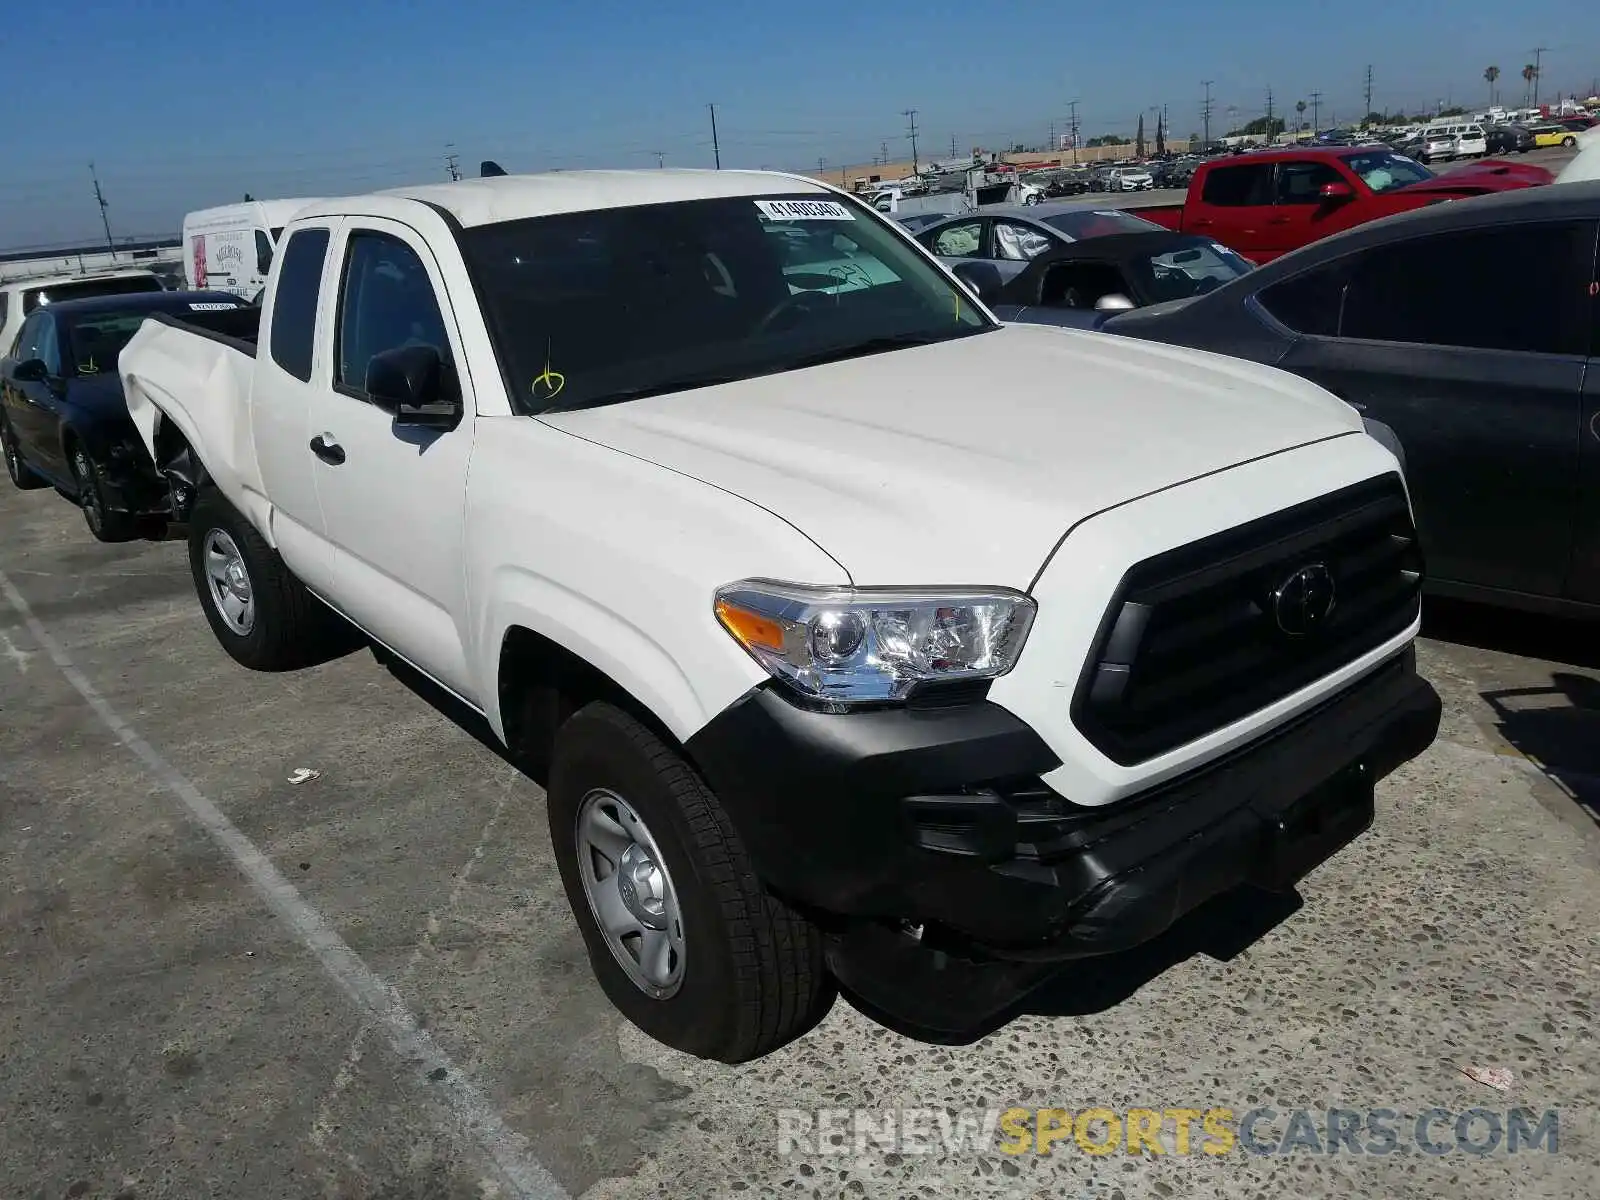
[252, 224, 339, 596]
[1186, 161, 1276, 257]
[1265, 160, 1353, 259]
[307, 218, 476, 699]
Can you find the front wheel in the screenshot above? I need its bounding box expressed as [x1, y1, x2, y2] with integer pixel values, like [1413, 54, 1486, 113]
[547, 701, 834, 1062]
[1564, 136, 1577, 148]
[187, 490, 354, 671]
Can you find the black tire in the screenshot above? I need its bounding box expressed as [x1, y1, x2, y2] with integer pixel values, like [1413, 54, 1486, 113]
[547, 701, 833, 1062]
[186, 489, 353, 671]
[70, 444, 137, 542]
[2, 416, 45, 490]
[1563, 136, 1577, 148]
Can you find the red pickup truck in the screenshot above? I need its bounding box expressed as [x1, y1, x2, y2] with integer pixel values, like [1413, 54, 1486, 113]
[1137, 146, 1552, 262]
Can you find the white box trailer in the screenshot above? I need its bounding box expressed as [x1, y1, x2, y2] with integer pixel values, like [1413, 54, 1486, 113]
[181, 198, 325, 299]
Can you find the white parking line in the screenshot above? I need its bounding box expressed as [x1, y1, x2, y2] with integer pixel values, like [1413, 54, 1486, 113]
[0, 568, 569, 1200]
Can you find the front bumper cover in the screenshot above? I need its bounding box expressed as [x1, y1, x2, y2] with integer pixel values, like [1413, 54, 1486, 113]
[686, 647, 1440, 995]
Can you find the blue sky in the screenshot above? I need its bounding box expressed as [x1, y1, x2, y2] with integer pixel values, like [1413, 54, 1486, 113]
[2, 0, 1594, 247]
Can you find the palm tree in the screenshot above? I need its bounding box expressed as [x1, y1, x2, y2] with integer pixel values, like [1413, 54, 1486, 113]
[1485, 65, 1500, 106]
[1296, 99, 1307, 137]
[1522, 63, 1538, 105]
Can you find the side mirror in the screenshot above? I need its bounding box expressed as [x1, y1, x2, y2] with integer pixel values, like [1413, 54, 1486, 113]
[952, 261, 1003, 300]
[1319, 181, 1355, 200]
[366, 345, 462, 430]
[1093, 292, 1137, 312]
[11, 358, 49, 383]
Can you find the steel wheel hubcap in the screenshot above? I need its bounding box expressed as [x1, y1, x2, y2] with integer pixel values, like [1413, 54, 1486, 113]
[576, 788, 685, 999]
[202, 529, 255, 636]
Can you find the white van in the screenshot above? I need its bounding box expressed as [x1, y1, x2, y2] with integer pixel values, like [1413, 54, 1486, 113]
[181, 198, 324, 299]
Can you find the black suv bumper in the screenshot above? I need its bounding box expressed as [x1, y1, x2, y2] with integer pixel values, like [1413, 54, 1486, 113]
[686, 647, 1439, 968]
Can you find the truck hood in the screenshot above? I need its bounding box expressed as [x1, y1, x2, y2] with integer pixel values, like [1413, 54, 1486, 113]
[1402, 160, 1554, 193]
[540, 324, 1364, 589]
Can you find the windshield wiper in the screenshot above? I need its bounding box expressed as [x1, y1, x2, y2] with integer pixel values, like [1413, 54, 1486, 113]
[543, 369, 754, 413]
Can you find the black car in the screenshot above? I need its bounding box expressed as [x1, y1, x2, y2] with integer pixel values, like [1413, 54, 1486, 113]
[1097, 181, 1600, 616]
[1486, 123, 1535, 154]
[1, 290, 249, 540]
[953, 231, 1255, 329]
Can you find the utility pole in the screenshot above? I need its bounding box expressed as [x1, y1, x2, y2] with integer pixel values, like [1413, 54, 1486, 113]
[1068, 98, 1080, 164]
[1049, 119, 1055, 152]
[707, 103, 721, 169]
[654, 151, 665, 168]
[880, 140, 889, 166]
[950, 133, 957, 158]
[1265, 87, 1274, 140]
[1364, 64, 1374, 122]
[89, 163, 115, 258]
[1201, 81, 1213, 147]
[1531, 47, 1548, 108]
[902, 109, 920, 176]
[445, 144, 461, 181]
[817, 156, 827, 176]
[1310, 90, 1322, 134]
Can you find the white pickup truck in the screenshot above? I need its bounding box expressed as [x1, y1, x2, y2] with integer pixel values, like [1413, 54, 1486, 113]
[119, 170, 1440, 1062]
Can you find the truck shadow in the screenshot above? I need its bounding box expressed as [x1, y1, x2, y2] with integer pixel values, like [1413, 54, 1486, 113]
[1421, 598, 1600, 826]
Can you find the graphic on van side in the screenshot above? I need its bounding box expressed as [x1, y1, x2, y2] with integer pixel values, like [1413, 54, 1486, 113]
[193, 235, 208, 289]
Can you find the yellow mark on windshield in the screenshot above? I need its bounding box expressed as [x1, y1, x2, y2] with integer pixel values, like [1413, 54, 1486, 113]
[531, 341, 565, 402]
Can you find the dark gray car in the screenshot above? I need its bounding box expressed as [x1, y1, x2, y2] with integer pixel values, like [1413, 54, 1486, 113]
[1095, 182, 1600, 616]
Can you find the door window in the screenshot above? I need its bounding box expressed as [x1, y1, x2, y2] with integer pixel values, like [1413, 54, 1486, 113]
[1256, 265, 1347, 336]
[1199, 163, 1275, 206]
[925, 220, 984, 258]
[1341, 222, 1593, 355]
[13, 313, 47, 363]
[268, 228, 330, 382]
[14, 314, 61, 373]
[335, 231, 453, 399]
[992, 221, 1055, 262]
[1275, 161, 1345, 204]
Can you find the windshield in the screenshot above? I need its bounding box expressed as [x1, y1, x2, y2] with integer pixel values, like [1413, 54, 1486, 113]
[1041, 209, 1163, 240]
[1339, 150, 1435, 193]
[22, 274, 163, 316]
[1128, 239, 1254, 303]
[460, 192, 991, 413]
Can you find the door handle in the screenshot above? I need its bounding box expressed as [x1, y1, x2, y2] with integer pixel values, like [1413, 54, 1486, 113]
[1268, 216, 1292, 225]
[309, 433, 345, 465]
[1190, 219, 1213, 228]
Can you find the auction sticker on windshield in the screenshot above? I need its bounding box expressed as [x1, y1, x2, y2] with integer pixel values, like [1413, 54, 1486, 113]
[756, 199, 855, 221]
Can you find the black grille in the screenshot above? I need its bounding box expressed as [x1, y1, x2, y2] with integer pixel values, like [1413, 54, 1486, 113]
[1072, 474, 1422, 766]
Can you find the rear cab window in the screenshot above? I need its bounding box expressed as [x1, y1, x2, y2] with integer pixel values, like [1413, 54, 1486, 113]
[1199, 163, 1275, 206]
[268, 228, 331, 381]
[21, 274, 163, 316]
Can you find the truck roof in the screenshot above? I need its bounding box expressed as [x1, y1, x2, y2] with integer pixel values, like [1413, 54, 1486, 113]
[328, 169, 834, 228]
[1208, 145, 1390, 165]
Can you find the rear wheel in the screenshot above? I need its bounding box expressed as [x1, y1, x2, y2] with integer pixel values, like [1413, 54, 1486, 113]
[547, 701, 834, 1062]
[187, 489, 354, 670]
[1563, 136, 1577, 148]
[2, 417, 45, 490]
[71, 445, 136, 542]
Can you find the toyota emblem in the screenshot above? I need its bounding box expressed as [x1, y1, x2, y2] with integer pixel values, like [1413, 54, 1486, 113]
[1271, 563, 1337, 637]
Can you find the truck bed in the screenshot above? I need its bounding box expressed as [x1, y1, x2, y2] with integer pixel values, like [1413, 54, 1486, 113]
[119, 313, 269, 530]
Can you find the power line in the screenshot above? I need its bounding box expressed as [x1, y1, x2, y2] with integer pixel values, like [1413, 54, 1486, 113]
[708, 103, 721, 169]
[1310, 90, 1322, 134]
[903, 108, 920, 176]
[89, 163, 115, 258]
[1201, 81, 1213, 148]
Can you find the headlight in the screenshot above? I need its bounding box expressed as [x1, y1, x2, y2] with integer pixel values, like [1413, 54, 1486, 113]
[713, 580, 1036, 706]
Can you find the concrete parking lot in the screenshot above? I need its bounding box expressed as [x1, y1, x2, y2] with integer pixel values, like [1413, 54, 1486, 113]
[2, 465, 1598, 1198]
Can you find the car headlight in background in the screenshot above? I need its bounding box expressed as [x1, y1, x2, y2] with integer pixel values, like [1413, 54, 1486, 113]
[714, 580, 1036, 706]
